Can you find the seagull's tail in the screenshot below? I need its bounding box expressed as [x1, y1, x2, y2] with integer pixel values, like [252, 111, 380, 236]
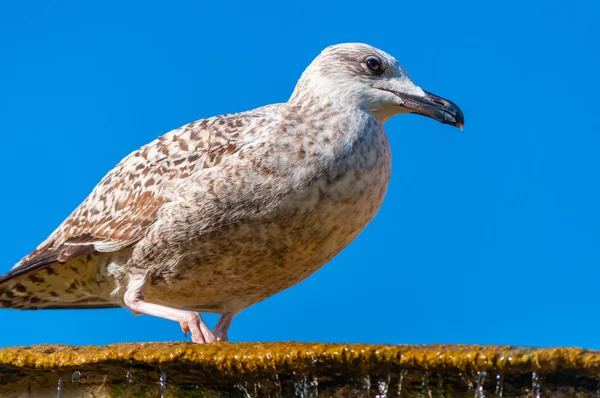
[0, 257, 119, 310]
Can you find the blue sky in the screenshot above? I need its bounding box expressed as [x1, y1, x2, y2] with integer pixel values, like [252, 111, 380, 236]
[0, 0, 599, 348]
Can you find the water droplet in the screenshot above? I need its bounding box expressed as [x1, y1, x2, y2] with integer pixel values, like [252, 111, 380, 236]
[253, 381, 261, 396]
[375, 374, 390, 398]
[532, 372, 541, 398]
[397, 369, 408, 397]
[437, 375, 445, 398]
[421, 372, 433, 398]
[126, 367, 133, 383]
[57, 377, 63, 398]
[294, 376, 305, 397]
[474, 371, 486, 398]
[495, 374, 504, 397]
[234, 382, 252, 398]
[160, 368, 167, 398]
[361, 374, 371, 395]
[461, 372, 475, 390]
[71, 370, 81, 383]
[272, 373, 282, 391]
[294, 375, 319, 397]
[308, 376, 318, 397]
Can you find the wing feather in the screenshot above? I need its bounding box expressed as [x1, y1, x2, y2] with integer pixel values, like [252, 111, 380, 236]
[7, 110, 271, 277]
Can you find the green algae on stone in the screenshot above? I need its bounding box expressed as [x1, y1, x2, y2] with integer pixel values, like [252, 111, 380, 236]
[1, 343, 600, 397]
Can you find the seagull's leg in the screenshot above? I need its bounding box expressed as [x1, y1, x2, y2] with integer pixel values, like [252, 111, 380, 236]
[213, 312, 236, 342]
[123, 280, 215, 343]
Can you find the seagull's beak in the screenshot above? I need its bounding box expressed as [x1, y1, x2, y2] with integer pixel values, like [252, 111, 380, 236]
[399, 90, 464, 130]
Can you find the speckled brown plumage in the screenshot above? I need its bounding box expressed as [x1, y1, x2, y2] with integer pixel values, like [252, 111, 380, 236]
[0, 43, 463, 342]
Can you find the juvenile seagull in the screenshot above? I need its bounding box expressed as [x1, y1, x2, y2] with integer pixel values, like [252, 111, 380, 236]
[0, 43, 463, 343]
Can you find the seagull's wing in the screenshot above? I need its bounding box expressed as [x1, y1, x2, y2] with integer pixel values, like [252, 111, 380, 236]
[2, 111, 272, 284]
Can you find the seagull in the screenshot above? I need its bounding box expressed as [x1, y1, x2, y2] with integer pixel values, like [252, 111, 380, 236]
[0, 43, 464, 343]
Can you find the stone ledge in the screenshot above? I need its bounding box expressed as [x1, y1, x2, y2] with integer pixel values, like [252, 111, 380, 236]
[2, 343, 600, 373]
[0, 343, 599, 397]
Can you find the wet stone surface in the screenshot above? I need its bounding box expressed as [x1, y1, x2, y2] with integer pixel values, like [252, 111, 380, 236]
[1, 343, 600, 397]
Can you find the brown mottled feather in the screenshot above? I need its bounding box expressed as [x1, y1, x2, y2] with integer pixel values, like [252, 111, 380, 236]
[10, 113, 256, 275]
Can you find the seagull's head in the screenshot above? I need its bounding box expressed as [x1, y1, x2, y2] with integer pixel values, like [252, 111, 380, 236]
[290, 43, 464, 129]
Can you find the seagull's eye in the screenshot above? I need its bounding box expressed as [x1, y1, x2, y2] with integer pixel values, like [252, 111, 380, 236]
[365, 57, 383, 73]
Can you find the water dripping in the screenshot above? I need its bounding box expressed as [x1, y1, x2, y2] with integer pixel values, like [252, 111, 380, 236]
[421, 372, 433, 398]
[375, 374, 390, 398]
[294, 377, 304, 397]
[474, 371, 486, 398]
[461, 372, 474, 391]
[349, 374, 371, 398]
[308, 376, 318, 397]
[294, 375, 319, 397]
[272, 373, 283, 397]
[253, 381, 261, 396]
[396, 369, 408, 397]
[351, 374, 371, 397]
[57, 377, 63, 398]
[234, 382, 252, 398]
[437, 375, 445, 398]
[531, 372, 541, 398]
[495, 374, 504, 397]
[71, 370, 81, 383]
[159, 368, 167, 398]
[126, 366, 133, 383]
[363, 374, 372, 394]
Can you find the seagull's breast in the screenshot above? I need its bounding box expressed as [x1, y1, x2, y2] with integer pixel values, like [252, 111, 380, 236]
[142, 112, 392, 313]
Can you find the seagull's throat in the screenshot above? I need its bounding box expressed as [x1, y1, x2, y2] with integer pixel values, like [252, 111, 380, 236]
[371, 105, 410, 125]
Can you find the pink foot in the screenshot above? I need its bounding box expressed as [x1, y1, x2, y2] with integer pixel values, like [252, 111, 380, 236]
[213, 312, 235, 342]
[180, 312, 216, 343]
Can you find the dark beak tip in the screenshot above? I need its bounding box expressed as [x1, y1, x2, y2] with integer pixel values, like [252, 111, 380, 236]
[455, 110, 465, 131]
[441, 107, 464, 130]
[446, 99, 465, 131]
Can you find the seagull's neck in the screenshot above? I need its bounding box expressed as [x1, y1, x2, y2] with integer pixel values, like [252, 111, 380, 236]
[287, 91, 370, 125]
[282, 93, 384, 166]
[288, 73, 366, 110]
[285, 91, 375, 130]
